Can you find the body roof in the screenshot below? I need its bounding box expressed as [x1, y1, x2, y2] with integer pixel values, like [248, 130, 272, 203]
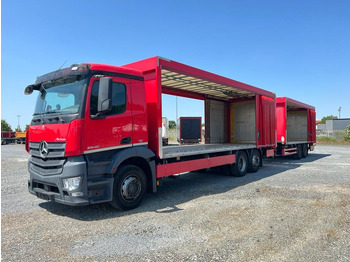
[277, 97, 315, 111]
[123, 56, 276, 100]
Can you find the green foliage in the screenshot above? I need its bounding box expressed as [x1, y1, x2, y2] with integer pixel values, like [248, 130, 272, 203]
[15, 127, 22, 132]
[320, 115, 338, 124]
[24, 125, 30, 132]
[1, 120, 11, 131]
[169, 120, 176, 129]
[344, 124, 350, 141]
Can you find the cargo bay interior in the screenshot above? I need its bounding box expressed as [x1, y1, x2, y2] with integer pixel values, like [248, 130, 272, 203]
[160, 68, 258, 159]
[286, 105, 308, 144]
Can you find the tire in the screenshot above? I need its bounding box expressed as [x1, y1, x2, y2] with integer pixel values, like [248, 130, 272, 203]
[301, 144, 308, 158]
[228, 151, 248, 177]
[248, 149, 261, 173]
[294, 144, 302, 160]
[110, 165, 147, 210]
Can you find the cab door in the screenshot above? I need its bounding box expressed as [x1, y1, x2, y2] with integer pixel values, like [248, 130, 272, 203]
[83, 76, 133, 154]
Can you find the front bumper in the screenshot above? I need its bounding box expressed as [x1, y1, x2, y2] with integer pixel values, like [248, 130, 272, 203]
[28, 156, 90, 206]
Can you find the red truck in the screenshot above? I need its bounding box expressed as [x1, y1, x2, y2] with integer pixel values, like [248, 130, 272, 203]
[276, 97, 316, 158]
[24, 57, 290, 210]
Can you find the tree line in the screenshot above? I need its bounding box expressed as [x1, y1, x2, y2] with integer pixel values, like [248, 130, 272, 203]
[1, 120, 29, 132]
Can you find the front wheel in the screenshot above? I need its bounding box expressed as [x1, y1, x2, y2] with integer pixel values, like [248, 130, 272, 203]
[110, 165, 147, 210]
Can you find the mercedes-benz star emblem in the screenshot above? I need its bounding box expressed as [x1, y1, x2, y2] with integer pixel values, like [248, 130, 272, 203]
[39, 140, 49, 158]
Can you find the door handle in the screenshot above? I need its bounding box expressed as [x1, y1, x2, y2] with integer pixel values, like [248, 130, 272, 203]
[120, 137, 131, 145]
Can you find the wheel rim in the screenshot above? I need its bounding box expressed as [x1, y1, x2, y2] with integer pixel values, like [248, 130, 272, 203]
[252, 153, 260, 168]
[121, 176, 141, 201]
[238, 156, 247, 172]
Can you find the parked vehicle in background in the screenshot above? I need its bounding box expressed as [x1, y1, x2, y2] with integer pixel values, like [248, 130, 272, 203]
[162, 117, 168, 146]
[1, 131, 26, 145]
[275, 97, 316, 158]
[177, 117, 202, 144]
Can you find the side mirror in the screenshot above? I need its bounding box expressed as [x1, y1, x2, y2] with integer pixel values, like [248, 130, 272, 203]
[98, 77, 113, 113]
[24, 85, 34, 95]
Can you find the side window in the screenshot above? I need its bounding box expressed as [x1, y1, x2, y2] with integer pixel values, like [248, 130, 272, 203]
[90, 80, 126, 116]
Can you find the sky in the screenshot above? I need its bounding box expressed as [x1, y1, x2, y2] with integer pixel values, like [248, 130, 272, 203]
[2, 0, 350, 130]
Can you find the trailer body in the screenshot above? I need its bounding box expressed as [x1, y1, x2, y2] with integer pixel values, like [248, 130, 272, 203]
[25, 56, 278, 210]
[276, 97, 316, 157]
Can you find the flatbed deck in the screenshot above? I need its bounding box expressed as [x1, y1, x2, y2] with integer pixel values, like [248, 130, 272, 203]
[162, 143, 256, 159]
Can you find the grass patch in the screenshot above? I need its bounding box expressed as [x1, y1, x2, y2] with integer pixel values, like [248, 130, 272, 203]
[317, 136, 350, 145]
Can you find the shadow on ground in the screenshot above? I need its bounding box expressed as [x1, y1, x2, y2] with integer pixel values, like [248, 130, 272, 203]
[39, 152, 331, 221]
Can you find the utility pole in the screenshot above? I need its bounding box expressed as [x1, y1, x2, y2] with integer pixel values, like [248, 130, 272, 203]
[17, 115, 21, 131]
[338, 107, 341, 119]
[176, 96, 178, 138]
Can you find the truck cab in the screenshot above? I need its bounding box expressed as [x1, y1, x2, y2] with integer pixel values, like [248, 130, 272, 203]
[25, 63, 155, 209]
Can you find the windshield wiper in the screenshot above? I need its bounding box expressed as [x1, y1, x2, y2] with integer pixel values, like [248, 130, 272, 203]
[44, 110, 62, 115]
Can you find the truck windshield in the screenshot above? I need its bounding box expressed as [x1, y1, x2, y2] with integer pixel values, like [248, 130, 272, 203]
[33, 76, 86, 116]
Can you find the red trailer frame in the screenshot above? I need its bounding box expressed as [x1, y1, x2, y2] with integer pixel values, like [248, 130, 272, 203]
[276, 97, 316, 157]
[124, 56, 276, 160]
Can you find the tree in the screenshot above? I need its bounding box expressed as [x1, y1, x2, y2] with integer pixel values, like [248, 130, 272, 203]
[1, 120, 11, 132]
[345, 124, 350, 141]
[320, 115, 338, 124]
[15, 127, 22, 132]
[169, 120, 176, 129]
[24, 125, 30, 132]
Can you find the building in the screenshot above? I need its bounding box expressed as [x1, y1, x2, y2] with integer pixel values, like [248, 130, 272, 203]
[317, 118, 350, 131]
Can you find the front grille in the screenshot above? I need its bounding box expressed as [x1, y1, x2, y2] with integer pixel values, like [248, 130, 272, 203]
[29, 142, 66, 175]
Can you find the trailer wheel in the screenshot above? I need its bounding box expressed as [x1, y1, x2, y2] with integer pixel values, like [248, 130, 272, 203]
[294, 145, 302, 160]
[110, 165, 147, 210]
[301, 144, 308, 158]
[229, 151, 248, 177]
[248, 149, 260, 173]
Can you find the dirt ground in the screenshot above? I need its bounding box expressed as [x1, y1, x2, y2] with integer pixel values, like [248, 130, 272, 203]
[1, 144, 350, 261]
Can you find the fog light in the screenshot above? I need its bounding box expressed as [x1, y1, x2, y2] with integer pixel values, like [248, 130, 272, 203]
[71, 192, 83, 197]
[63, 177, 81, 191]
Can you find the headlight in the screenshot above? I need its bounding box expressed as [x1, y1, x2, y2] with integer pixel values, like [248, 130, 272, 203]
[62, 177, 81, 191]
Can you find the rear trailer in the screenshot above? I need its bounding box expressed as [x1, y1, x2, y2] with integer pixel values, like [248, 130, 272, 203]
[276, 97, 316, 158]
[124, 57, 276, 177]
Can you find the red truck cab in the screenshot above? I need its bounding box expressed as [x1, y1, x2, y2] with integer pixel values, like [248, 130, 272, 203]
[25, 63, 155, 209]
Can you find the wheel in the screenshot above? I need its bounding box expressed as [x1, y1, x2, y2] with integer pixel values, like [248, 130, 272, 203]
[294, 144, 302, 160]
[228, 151, 248, 177]
[248, 149, 261, 173]
[110, 165, 147, 210]
[301, 144, 308, 158]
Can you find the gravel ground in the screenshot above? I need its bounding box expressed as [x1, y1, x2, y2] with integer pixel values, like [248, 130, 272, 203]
[1, 144, 350, 261]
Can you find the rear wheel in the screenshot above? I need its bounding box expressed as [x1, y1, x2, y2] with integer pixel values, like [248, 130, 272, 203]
[301, 144, 308, 158]
[110, 165, 147, 210]
[228, 151, 248, 177]
[294, 144, 303, 160]
[248, 149, 261, 173]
